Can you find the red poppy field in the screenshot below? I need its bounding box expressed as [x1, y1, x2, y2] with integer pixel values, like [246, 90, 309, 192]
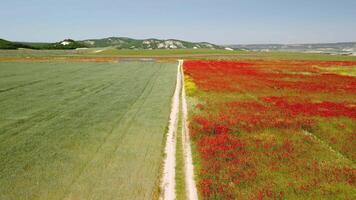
[183, 60, 356, 199]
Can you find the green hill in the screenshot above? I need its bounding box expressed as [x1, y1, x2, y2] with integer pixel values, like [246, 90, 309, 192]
[0, 39, 32, 49]
[80, 37, 223, 49]
[0, 39, 87, 50]
[36, 39, 87, 49]
[1, 37, 224, 50]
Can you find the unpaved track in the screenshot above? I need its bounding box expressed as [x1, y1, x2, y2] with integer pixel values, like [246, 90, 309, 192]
[180, 60, 199, 200]
[160, 60, 199, 200]
[160, 61, 181, 200]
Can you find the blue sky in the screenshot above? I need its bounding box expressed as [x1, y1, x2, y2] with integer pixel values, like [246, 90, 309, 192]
[1, 0, 356, 44]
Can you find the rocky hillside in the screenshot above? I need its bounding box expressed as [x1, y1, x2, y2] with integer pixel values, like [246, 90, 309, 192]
[0, 37, 224, 50]
[81, 37, 223, 49]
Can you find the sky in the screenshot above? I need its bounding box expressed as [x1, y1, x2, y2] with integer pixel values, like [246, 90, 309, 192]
[1, 0, 356, 44]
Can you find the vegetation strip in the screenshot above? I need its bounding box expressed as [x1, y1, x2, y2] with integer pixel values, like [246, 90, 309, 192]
[160, 61, 181, 199]
[175, 101, 186, 200]
[180, 60, 199, 200]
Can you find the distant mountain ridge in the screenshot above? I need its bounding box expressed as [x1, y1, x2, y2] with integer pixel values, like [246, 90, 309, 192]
[228, 42, 356, 54]
[80, 37, 223, 49]
[0, 37, 224, 50]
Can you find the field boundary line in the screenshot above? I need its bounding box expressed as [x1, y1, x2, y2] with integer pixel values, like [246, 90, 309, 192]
[180, 60, 199, 200]
[160, 61, 181, 200]
[302, 130, 352, 163]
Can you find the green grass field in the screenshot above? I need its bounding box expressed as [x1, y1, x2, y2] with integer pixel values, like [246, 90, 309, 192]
[0, 61, 177, 200]
[1, 49, 356, 62]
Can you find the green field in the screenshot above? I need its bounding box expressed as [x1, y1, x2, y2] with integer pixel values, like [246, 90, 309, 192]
[0, 61, 177, 200]
[0, 48, 242, 59]
[1, 49, 356, 62]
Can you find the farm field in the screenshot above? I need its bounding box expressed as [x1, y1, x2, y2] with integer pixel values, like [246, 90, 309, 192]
[183, 60, 356, 199]
[0, 49, 241, 59]
[1, 52, 356, 200]
[2, 49, 356, 61]
[0, 61, 177, 200]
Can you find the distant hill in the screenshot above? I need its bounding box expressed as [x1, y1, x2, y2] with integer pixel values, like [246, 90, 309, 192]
[39, 39, 87, 49]
[0, 39, 32, 49]
[80, 37, 223, 49]
[228, 42, 356, 55]
[0, 39, 87, 50]
[23, 39, 87, 50]
[0, 37, 224, 50]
